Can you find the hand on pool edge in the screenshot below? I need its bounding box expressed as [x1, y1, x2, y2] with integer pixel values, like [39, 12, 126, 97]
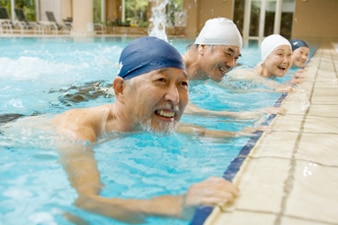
[182, 177, 239, 218]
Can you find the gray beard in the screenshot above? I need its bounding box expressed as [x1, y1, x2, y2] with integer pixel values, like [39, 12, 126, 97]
[140, 118, 178, 135]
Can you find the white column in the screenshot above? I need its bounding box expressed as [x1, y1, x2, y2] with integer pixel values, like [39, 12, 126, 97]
[121, 0, 125, 23]
[243, 0, 251, 46]
[71, 0, 95, 36]
[274, 0, 283, 34]
[258, 0, 267, 42]
[10, 0, 15, 21]
[101, 0, 106, 23]
[35, 0, 40, 21]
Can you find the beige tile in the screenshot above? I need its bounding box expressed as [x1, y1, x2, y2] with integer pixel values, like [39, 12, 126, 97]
[296, 133, 338, 166]
[316, 72, 336, 81]
[304, 69, 319, 77]
[285, 88, 311, 102]
[232, 157, 289, 213]
[303, 116, 338, 134]
[280, 217, 331, 225]
[314, 79, 338, 89]
[270, 115, 304, 132]
[318, 66, 335, 74]
[297, 81, 314, 92]
[312, 87, 338, 97]
[281, 101, 310, 115]
[280, 90, 311, 115]
[205, 208, 277, 225]
[284, 161, 338, 223]
[311, 96, 338, 104]
[249, 131, 298, 159]
[308, 105, 338, 117]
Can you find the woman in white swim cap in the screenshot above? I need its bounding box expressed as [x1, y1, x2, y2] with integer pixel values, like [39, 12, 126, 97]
[227, 34, 295, 92]
[258, 34, 292, 78]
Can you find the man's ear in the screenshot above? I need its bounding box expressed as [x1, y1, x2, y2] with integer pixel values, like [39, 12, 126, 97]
[113, 77, 125, 102]
[197, 44, 206, 55]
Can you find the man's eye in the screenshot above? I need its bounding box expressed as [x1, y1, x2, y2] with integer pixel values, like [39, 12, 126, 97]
[156, 78, 166, 82]
[224, 52, 233, 57]
[181, 81, 188, 87]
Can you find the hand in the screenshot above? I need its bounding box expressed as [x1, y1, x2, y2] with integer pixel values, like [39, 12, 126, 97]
[290, 70, 305, 84]
[260, 106, 287, 115]
[235, 111, 264, 120]
[276, 84, 295, 93]
[184, 177, 238, 208]
[238, 125, 270, 136]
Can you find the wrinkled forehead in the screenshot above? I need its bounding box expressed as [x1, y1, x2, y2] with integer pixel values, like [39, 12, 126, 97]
[213, 44, 241, 57]
[224, 45, 241, 56]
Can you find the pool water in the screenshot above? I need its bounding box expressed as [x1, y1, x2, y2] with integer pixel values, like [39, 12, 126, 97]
[0, 37, 288, 225]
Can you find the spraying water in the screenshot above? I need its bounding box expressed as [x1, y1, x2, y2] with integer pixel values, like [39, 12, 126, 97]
[148, 0, 170, 42]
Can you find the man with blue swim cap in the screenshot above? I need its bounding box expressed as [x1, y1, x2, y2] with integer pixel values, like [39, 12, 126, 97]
[52, 36, 239, 223]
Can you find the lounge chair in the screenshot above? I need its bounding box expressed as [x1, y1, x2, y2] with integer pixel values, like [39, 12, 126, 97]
[0, 7, 13, 33]
[45, 11, 71, 33]
[14, 8, 37, 33]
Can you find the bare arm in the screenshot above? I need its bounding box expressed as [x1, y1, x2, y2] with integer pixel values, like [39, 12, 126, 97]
[57, 143, 239, 223]
[57, 143, 181, 223]
[176, 122, 267, 139]
[226, 68, 295, 93]
[185, 102, 264, 120]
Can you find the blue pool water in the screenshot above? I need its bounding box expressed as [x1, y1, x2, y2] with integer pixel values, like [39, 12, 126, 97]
[0, 37, 288, 225]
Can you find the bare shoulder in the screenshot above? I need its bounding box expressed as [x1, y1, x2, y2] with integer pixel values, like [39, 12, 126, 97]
[53, 108, 90, 125]
[52, 104, 112, 142]
[54, 104, 111, 122]
[53, 105, 109, 131]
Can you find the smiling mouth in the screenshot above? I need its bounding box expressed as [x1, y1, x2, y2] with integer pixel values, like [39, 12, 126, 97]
[277, 65, 287, 71]
[219, 66, 229, 74]
[155, 109, 176, 118]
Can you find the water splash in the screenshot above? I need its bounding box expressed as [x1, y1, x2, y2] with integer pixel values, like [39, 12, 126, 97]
[148, 0, 170, 42]
[298, 88, 310, 112]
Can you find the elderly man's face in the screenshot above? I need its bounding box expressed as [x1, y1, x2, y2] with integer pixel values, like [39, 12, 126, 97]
[199, 45, 241, 82]
[123, 68, 189, 134]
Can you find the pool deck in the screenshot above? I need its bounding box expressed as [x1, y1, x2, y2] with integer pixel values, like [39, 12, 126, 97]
[204, 42, 338, 225]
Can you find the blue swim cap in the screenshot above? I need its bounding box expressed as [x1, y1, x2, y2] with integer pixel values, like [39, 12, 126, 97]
[290, 39, 310, 51]
[117, 36, 186, 80]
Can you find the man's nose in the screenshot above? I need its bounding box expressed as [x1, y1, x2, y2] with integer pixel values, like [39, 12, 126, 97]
[227, 57, 236, 68]
[165, 85, 179, 104]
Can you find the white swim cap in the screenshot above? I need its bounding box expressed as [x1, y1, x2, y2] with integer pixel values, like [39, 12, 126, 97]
[261, 34, 291, 62]
[194, 17, 242, 48]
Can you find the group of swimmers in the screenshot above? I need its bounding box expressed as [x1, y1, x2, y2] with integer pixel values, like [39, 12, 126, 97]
[226, 33, 310, 92]
[4, 17, 310, 224]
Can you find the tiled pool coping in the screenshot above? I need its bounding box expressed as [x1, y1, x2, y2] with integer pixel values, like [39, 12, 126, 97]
[190, 92, 288, 225]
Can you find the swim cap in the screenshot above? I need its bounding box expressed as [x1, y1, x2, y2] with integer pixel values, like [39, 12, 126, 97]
[194, 17, 242, 48]
[261, 34, 291, 62]
[290, 39, 310, 51]
[118, 36, 186, 80]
